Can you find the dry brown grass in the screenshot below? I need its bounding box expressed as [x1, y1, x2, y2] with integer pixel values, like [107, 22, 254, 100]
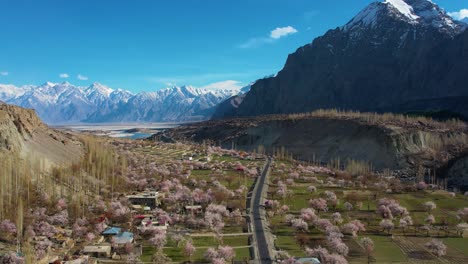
[283, 109, 467, 131]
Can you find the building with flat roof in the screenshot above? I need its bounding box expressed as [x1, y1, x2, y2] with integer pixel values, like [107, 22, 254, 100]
[112, 232, 134, 245]
[126, 191, 162, 209]
[83, 244, 111, 258]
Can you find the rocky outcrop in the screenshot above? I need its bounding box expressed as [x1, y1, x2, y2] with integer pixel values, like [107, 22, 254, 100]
[0, 103, 83, 166]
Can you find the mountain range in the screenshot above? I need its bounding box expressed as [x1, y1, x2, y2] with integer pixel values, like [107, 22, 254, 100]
[0, 82, 244, 124]
[214, 0, 468, 119]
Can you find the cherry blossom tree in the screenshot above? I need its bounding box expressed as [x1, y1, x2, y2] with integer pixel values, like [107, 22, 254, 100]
[341, 222, 361, 237]
[230, 209, 243, 225]
[309, 198, 328, 213]
[85, 232, 95, 242]
[425, 215, 435, 226]
[324, 191, 338, 209]
[300, 208, 317, 223]
[0, 220, 17, 237]
[379, 219, 394, 235]
[204, 247, 218, 262]
[344, 202, 353, 211]
[56, 198, 67, 211]
[217, 246, 235, 262]
[307, 186, 317, 193]
[149, 231, 167, 250]
[291, 219, 309, 232]
[456, 208, 468, 222]
[416, 181, 427, 190]
[314, 219, 333, 232]
[425, 239, 447, 257]
[184, 241, 196, 262]
[331, 212, 343, 225]
[360, 237, 374, 264]
[34, 221, 57, 238]
[423, 201, 437, 212]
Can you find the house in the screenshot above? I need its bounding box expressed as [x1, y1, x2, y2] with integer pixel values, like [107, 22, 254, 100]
[126, 191, 162, 209]
[112, 232, 134, 245]
[137, 217, 169, 233]
[82, 244, 112, 258]
[297, 257, 321, 264]
[102, 227, 122, 236]
[184, 205, 202, 215]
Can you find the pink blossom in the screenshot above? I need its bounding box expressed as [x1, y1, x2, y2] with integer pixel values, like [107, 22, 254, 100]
[331, 212, 343, 225]
[218, 246, 235, 261]
[343, 202, 353, 211]
[34, 221, 57, 238]
[291, 219, 309, 232]
[425, 214, 435, 225]
[149, 232, 167, 249]
[300, 208, 317, 223]
[204, 247, 219, 261]
[309, 198, 328, 212]
[416, 181, 427, 190]
[456, 207, 468, 222]
[0, 220, 17, 235]
[56, 198, 67, 211]
[85, 232, 95, 241]
[425, 239, 447, 257]
[379, 219, 394, 234]
[184, 241, 196, 259]
[314, 218, 333, 232]
[423, 201, 437, 212]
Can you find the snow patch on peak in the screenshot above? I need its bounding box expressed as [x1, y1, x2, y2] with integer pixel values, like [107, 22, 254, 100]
[385, 0, 419, 20]
[342, 2, 384, 31]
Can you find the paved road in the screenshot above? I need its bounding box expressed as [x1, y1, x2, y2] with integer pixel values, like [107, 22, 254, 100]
[251, 158, 274, 264]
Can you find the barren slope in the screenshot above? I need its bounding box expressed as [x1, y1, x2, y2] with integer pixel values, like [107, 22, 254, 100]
[0, 102, 83, 167]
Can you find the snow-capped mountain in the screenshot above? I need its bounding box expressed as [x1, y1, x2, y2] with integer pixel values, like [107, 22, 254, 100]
[344, 0, 464, 35]
[0, 82, 241, 123]
[87, 85, 240, 122]
[214, 0, 468, 119]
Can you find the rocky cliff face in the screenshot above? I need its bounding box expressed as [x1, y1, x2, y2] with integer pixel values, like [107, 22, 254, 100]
[158, 115, 468, 183]
[0, 102, 82, 166]
[215, 0, 468, 119]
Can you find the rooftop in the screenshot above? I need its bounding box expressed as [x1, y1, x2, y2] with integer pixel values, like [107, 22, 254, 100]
[112, 232, 134, 244]
[102, 227, 122, 235]
[83, 245, 111, 253]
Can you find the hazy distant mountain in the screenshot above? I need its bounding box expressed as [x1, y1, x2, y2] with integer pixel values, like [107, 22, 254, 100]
[0, 82, 241, 123]
[87, 85, 241, 123]
[214, 0, 468, 119]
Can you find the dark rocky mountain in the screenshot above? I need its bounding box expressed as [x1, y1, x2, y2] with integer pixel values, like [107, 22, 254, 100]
[214, 0, 468, 119]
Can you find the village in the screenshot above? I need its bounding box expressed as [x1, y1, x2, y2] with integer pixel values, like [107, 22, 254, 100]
[0, 136, 467, 264]
[0, 138, 266, 263]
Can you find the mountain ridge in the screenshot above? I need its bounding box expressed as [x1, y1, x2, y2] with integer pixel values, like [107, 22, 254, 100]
[0, 82, 243, 124]
[213, 0, 468, 120]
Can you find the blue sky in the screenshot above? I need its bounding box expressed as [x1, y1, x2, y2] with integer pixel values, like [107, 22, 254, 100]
[1, 0, 467, 93]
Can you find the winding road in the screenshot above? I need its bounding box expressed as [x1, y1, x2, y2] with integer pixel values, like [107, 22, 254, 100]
[250, 157, 274, 263]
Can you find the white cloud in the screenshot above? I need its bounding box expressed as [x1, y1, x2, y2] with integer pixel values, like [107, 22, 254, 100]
[59, 73, 69, 78]
[0, 72, 8, 76]
[448, 9, 468, 20]
[77, 74, 88, 81]
[199, 80, 243, 91]
[240, 25, 298, 48]
[270, 26, 298, 39]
